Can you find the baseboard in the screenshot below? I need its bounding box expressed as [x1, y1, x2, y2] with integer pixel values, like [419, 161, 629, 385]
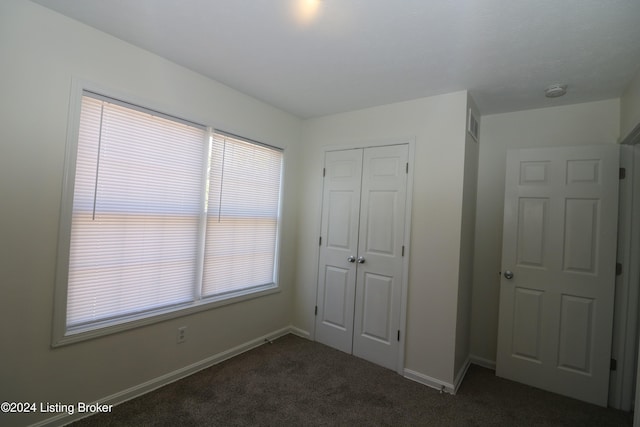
[469, 354, 496, 370]
[403, 369, 456, 395]
[453, 357, 471, 394]
[289, 326, 311, 339]
[31, 326, 294, 427]
[404, 358, 471, 396]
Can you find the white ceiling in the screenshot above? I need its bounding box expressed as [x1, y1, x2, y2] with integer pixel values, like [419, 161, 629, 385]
[32, 0, 640, 118]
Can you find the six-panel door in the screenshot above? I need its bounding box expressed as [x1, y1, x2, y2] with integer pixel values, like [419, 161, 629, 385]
[352, 145, 408, 370]
[496, 145, 619, 406]
[315, 149, 363, 354]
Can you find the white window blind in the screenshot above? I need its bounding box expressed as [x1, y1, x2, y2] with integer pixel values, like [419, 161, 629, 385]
[64, 92, 283, 336]
[67, 94, 206, 329]
[203, 133, 283, 297]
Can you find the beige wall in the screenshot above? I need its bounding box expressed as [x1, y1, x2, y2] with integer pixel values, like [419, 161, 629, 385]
[469, 99, 621, 363]
[295, 91, 470, 385]
[0, 2, 301, 425]
[621, 68, 640, 140]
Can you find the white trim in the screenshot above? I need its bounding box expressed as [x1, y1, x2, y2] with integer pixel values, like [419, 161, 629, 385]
[403, 369, 456, 395]
[66, 77, 213, 135]
[631, 143, 640, 427]
[31, 327, 294, 427]
[398, 139, 416, 375]
[404, 359, 471, 395]
[621, 121, 640, 146]
[309, 151, 324, 343]
[627, 145, 640, 413]
[609, 144, 639, 410]
[322, 136, 417, 153]
[453, 358, 471, 394]
[51, 77, 84, 346]
[469, 354, 497, 370]
[55, 287, 280, 347]
[289, 326, 311, 339]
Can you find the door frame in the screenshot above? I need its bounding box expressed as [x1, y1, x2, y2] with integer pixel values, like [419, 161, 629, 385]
[611, 143, 640, 411]
[312, 137, 416, 375]
[615, 123, 640, 422]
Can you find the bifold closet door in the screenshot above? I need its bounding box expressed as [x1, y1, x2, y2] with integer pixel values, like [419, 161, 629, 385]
[315, 148, 362, 354]
[315, 145, 408, 371]
[352, 145, 408, 369]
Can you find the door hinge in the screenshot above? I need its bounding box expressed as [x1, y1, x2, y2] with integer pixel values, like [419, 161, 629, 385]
[616, 262, 623, 276]
[323, 167, 326, 177]
[610, 358, 617, 371]
[397, 330, 401, 341]
[620, 167, 626, 179]
[402, 245, 405, 257]
[406, 163, 409, 174]
[315, 306, 318, 316]
[319, 236, 322, 246]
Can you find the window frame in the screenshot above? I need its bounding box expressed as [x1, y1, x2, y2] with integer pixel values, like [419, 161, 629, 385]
[52, 78, 284, 347]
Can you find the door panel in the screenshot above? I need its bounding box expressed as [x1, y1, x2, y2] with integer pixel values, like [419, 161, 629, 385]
[512, 287, 543, 362]
[558, 295, 594, 373]
[315, 149, 362, 354]
[326, 192, 357, 250]
[353, 145, 408, 370]
[519, 161, 550, 185]
[321, 266, 351, 329]
[360, 272, 393, 342]
[364, 191, 397, 255]
[516, 198, 548, 267]
[496, 145, 619, 406]
[563, 198, 598, 273]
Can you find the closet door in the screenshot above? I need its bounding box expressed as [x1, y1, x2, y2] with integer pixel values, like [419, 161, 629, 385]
[315, 145, 408, 371]
[315, 149, 363, 353]
[353, 144, 408, 370]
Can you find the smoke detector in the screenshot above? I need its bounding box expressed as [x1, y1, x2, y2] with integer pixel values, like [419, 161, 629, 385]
[544, 83, 568, 98]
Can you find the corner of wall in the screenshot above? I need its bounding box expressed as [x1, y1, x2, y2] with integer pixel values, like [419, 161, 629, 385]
[453, 93, 481, 378]
[621, 67, 640, 140]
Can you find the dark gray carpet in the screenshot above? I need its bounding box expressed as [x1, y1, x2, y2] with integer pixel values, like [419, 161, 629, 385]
[71, 334, 632, 426]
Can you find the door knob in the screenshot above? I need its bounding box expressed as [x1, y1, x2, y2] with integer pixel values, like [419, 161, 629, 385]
[357, 256, 365, 264]
[347, 255, 356, 263]
[504, 270, 514, 280]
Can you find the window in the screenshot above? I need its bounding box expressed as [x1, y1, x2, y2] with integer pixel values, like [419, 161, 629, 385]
[54, 90, 283, 344]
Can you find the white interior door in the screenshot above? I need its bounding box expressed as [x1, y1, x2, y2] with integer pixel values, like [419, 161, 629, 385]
[315, 149, 362, 354]
[352, 145, 408, 369]
[315, 144, 408, 371]
[496, 145, 620, 406]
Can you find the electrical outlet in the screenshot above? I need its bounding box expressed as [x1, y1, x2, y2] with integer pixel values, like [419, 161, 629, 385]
[177, 326, 187, 344]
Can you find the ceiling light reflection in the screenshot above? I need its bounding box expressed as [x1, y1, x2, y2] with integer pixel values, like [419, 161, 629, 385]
[293, 0, 322, 26]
